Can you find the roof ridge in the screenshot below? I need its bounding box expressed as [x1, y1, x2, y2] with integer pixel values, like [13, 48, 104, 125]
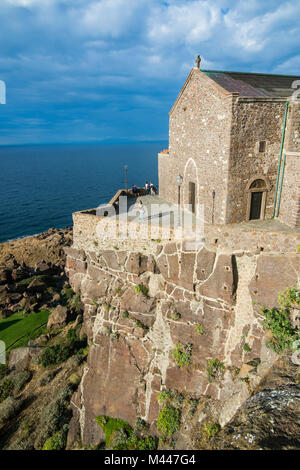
[202, 69, 300, 78]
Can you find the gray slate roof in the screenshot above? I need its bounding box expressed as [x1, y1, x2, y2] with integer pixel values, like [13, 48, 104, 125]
[203, 70, 300, 98]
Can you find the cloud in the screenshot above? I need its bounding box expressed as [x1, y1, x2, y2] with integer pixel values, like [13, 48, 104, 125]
[0, 0, 299, 144]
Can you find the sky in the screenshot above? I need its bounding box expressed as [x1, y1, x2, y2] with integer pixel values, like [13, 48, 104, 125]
[0, 0, 299, 145]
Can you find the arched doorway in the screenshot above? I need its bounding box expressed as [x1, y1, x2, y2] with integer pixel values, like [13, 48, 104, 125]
[183, 158, 198, 215]
[246, 177, 269, 221]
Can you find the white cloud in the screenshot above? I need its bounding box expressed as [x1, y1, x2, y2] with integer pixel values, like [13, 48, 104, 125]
[147, 1, 221, 46]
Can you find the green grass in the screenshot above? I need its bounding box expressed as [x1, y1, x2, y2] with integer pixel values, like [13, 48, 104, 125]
[0, 309, 50, 353]
[95, 415, 133, 448]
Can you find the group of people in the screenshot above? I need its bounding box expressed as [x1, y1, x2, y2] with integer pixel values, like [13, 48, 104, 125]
[144, 181, 156, 195]
[131, 181, 156, 196]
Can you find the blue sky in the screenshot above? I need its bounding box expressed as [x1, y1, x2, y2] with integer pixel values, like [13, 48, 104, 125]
[0, 0, 299, 145]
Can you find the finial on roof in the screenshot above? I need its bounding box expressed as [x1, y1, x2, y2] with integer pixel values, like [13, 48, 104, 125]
[196, 55, 201, 69]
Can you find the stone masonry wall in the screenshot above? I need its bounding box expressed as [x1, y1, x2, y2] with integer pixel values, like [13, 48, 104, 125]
[278, 152, 300, 228]
[286, 102, 300, 152]
[73, 210, 300, 255]
[227, 98, 286, 223]
[65, 237, 299, 448]
[159, 68, 233, 225]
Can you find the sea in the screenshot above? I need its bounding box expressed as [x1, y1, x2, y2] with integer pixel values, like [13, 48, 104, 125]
[0, 141, 167, 243]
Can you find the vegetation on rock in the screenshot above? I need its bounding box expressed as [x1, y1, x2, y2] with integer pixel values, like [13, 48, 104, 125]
[262, 287, 299, 354]
[172, 342, 192, 367]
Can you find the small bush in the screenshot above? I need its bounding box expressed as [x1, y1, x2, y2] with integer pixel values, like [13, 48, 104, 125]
[156, 406, 181, 436]
[42, 427, 68, 450]
[194, 324, 204, 336]
[157, 389, 183, 408]
[207, 359, 225, 382]
[243, 343, 252, 352]
[111, 332, 119, 341]
[134, 284, 149, 296]
[262, 306, 298, 354]
[40, 329, 87, 368]
[0, 378, 14, 403]
[0, 364, 7, 381]
[203, 422, 221, 438]
[122, 310, 129, 318]
[170, 312, 181, 321]
[172, 342, 192, 367]
[261, 287, 299, 354]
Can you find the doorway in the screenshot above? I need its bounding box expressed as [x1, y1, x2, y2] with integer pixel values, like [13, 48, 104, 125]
[189, 182, 196, 214]
[250, 191, 263, 220]
[246, 177, 269, 221]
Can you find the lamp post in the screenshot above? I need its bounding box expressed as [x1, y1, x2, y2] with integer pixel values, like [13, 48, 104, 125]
[176, 175, 183, 226]
[124, 165, 128, 192]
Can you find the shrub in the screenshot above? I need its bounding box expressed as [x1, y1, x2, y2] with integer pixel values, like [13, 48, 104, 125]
[0, 378, 14, 403]
[111, 332, 119, 341]
[40, 328, 87, 367]
[134, 284, 149, 296]
[157, 389, 183, 407]
[262, 306, 298, 354]
[243, 343, 252, 352]
[194, 323, 204, 335]
[207, 359, 225, 382]
[261, 287, 299, 354]
[170, 312, 181, 321]
[203, 422, 221, 438]
[36, 385, 74, 448]
[172, 342, 192, 367]
[122, 310, 129, 318]
[42, 427, 68, 450]
[156, 406, 181, 436]
[0, 364, 7, 381]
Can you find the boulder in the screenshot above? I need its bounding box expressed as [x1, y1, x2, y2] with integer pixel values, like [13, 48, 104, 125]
[8, 347, 31, 371]
[47, 305, 69, 329]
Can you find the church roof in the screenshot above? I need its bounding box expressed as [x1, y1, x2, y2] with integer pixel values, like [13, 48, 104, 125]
[202, 70, 300, 98]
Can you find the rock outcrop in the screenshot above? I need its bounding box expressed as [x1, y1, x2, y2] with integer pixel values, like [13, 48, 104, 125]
[65, 241, 299, 448]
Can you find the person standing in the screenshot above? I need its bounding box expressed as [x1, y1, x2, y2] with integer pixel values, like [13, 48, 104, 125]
[138, 200, 145, 220]
[150, 182, 155, 195]
[145, 181, 149, 195]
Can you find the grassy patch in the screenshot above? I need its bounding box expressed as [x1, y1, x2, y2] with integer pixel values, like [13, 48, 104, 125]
[95, 415, 157, 450]
[95, 415, 132, 448]
[0, 310, 50, 352]
[16, 275, 56, 288]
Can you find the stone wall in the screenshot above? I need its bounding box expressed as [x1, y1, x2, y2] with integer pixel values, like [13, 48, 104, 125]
[227, 98, 286, 223]
[72, 210, 300, 256]
[158, 68, 233, 225]
[278, 152, 300, 228]
[65, 239, 299, 448]
[286, 102, 300, 152]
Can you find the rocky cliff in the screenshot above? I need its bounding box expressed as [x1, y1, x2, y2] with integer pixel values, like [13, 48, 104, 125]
[65, 241, 300, 449]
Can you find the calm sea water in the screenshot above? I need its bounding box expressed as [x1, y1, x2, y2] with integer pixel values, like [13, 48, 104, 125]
[0, 142, 166, 243]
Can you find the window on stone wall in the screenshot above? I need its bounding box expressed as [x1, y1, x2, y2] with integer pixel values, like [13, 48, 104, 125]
[259, 141, 266, 152]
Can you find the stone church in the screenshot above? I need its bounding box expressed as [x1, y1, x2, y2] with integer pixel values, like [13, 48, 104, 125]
[158, 59, 300, 228]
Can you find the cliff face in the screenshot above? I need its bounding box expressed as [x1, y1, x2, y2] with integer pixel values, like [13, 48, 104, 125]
[65, 242, 299, 448]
